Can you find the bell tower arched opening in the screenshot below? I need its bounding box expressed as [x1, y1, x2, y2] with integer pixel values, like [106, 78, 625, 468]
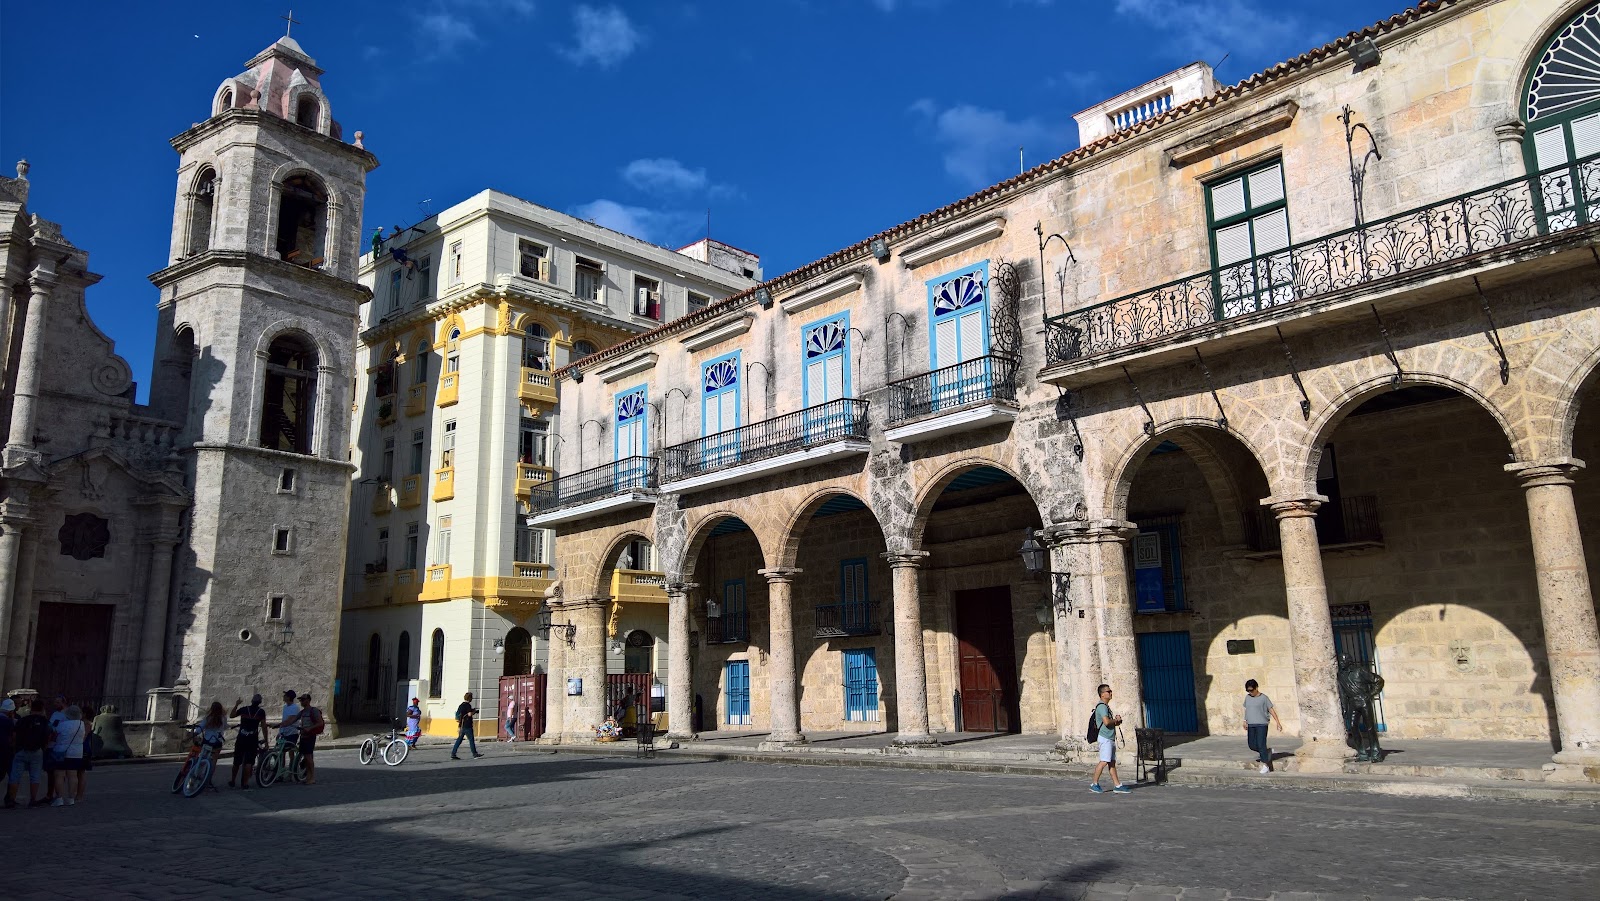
[275, 174, 328, 265]
[259, 333, 318, 455]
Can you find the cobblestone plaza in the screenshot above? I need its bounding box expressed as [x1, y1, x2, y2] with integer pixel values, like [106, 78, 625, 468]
[15, 747, 1599, 900]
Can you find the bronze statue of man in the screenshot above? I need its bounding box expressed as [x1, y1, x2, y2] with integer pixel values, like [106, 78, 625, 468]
[1337, 653, 1384, 762]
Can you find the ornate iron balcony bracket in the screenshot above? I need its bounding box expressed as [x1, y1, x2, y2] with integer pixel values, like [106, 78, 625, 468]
[1368, 304, 1404, 386]
[1036, 222, 1077, 321]
[1054, 389, 1086, 460]
[1122, 365, 1156, 435]
[1194, 348, 1228, 430]
[1274, 326, 1312, 420]
[1471, 277, 1511, 386]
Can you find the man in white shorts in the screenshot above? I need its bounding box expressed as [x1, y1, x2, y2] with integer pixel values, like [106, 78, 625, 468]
[1089, 684, 1131, 794]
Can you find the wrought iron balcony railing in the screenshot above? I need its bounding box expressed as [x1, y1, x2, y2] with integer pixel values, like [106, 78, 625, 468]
[528, 456, 658, 513]
[814, 601, 880, 638]
[662, 398, 869, 482]
[887, 354, 1020, 423]
[1245, 495, 1382, 552]
[705, 612, 749, 644]
[1045, 153, 1600, 365]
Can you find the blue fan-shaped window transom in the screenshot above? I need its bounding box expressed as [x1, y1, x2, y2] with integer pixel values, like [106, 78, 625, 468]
[932, 273, 984, 316]
[703, 358, 738, 393]
[805, 320, 846, 358]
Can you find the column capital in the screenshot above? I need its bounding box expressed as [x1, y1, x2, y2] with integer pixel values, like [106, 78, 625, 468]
[664, 581, 699, 596]
[29, 263, 57, 290]
[881, 550, 928, 569]
[1494, 120, 1526, 145]
[757, 567, 801, 583]
[558, 595, 612, 612]
[1264, 494, 1328, 520]
[1047, 520, 1136, 546]
[1506, 458, 1584, 488]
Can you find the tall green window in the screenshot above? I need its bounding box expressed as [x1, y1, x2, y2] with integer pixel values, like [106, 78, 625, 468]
[1206, 160, 1293, 318]
[1524, 1, 1600, 229]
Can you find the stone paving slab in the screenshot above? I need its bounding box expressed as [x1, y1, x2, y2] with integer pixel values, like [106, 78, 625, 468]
[6, 748, 1597, 900]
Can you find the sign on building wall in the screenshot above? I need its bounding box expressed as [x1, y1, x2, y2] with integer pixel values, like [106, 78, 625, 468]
[1133, 532, 1166, 613]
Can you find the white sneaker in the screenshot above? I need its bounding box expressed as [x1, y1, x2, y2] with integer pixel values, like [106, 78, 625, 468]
[50, 798, 64, 807]
[1259, 764, 1271, 774]
[65, 798, 76, 806]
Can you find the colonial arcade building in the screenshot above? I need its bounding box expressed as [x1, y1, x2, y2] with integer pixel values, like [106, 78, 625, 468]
[535, 0, 1600, 778]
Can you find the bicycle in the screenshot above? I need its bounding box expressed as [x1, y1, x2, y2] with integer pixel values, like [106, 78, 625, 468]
[358, 718, 412, 766]
[255, 728, 307, 787]
[170, 724, 227, 798]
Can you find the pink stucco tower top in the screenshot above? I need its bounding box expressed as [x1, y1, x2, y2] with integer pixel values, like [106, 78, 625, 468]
[210, 36, 342, 139]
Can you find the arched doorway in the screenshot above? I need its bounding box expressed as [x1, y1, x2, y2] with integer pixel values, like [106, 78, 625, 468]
[1116, 427, 1272, 736]
[624, 630, 655, 674]
[685, 514, 767, 732]
[913, 464, 1047, 735]
[503, 627, 532, 676]
[783, 491, 893, 732]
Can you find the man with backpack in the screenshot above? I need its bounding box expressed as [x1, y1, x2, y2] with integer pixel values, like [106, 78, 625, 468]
[229, 694, 268, 788]
[295, 693, 325, 785]
[1087, 684, 1131, 794]
[5, 703, 52, 808]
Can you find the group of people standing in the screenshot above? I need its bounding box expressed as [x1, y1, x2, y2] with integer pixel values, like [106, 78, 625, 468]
[193, 689, 325, 789]
[1, 694, 92, 809]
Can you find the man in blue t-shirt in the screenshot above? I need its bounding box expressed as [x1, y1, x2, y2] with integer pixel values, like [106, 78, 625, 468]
[1088, 684, 1131, 794]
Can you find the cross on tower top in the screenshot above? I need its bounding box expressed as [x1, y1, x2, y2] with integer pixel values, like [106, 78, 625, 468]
[280, 9, 300, 37]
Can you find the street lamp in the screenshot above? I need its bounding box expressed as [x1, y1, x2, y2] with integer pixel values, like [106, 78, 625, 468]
[534, 607, 576, 648]
[1019, 529, 1072, 619]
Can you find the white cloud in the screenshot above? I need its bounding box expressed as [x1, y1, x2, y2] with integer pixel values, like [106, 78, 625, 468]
[571, 199, 696, 245]
[909, 100, 1071, 186]
[621, 158, 708, 195]
[563, 5, 644, 69]
[1113, 0, 1319, 64]
[415, 1, 536, 58]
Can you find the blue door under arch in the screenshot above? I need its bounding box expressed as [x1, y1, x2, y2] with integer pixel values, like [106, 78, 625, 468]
[1136, 631, 1199, 733]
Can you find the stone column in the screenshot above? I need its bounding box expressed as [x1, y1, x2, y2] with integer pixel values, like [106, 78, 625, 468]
[884, 552, 935, 746]
[1093, 522, 1144, 731]
[1494, 121, 1527, 179]
[0, 504, 33, 687]
[758, 567, 805, 746]
[3, 526, 39, 690]
[4, 266, 56, 463]
[1048, 524, 1105, 752]
[135, 532, 181, 693]
[1268, 495, 1348, 768]
[665, 580, 698, 743]
[539, 608, 567, 745]
[1507, 460, 1600, 771]
[559, 597, 609, 744]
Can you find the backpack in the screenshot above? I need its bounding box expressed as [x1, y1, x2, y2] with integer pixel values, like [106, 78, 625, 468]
[1086, 708, 1101, 744]
[15, 715, 50, 751]
[303, 707, 326, 736]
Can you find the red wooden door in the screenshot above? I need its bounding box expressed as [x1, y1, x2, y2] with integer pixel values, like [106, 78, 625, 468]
[32, 602, 114, 702]
[954, 587, 1019, 733]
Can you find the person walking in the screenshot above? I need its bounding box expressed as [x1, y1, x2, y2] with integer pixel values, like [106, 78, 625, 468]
[1243, 679, 1284, 774]
[403, 697, 422, 747]
[1088, 684, 1131, 794]
[294, 694, 324, 786]
[229, 695, 267, 788]
[5, 703, 50, 808]
[49, 706, 87, 807]
[451, 692, 483, 760]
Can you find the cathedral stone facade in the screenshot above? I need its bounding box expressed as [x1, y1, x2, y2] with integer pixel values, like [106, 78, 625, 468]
[0, 35, 373, 723]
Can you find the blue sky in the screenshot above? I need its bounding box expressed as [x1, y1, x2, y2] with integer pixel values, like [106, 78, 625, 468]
[2, 0, 1406, 400]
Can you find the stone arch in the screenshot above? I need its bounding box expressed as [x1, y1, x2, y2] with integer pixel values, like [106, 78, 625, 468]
[252, 321, 336, 458]
[587, 528, 654, 600]
[1106, 419, 1272, 545]
[908, 457, 1046, 552]
[677, 509, 776, 578]
[774, 485, 884, 569]
[285, 80, 331, 134]
[1098, 417, 1269, 528]
[1509, 0, 1600, 122]
[211, 79, 242, 117]
[435, 314, 467, 345]
[1554, 343, 1600, 460]
[1295, 373, 1521, 488]
[185, 166, 219, 256]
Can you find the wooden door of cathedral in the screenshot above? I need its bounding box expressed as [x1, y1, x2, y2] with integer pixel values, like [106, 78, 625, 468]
[32, 602, 114, 702]
[954, 587, 1020, 733]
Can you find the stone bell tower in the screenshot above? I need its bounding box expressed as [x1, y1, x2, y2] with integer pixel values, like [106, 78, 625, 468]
[147, 33, 377, 712]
